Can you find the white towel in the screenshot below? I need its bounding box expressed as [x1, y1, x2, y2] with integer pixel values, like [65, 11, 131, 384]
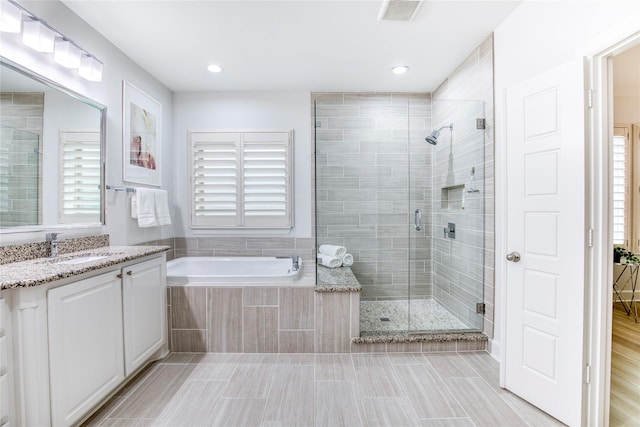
[154, 189, 172, 226]
[134, 188, 157, 228]
[341, 253, 354, 267]
[319, 244, 347, 258]
[131, 196, 138, 219]
[318, 254, 342, 268]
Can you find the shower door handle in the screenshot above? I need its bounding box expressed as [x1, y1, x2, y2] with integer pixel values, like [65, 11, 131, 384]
[414, 209, 422, 231]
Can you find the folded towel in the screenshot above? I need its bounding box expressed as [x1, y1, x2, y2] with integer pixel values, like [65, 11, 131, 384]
[319, 244, 346, 258]
[318, 254, 342, 268]
[135, 188, 157, 228]
[341, 253, 354, 267]
[154, 189, 172, 226]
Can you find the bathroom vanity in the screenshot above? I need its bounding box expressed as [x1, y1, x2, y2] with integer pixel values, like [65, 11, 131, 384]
[0, 246, 168, 426]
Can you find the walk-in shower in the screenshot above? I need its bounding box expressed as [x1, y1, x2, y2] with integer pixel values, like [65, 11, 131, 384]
[313, 93, 486, 336]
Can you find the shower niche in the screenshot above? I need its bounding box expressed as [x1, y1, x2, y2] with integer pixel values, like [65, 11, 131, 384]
[313, 93, 487, 336]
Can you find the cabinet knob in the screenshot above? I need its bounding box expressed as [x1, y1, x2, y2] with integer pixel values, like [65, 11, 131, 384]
[126, 271, 132, 276]
[116, 273, 123, 279]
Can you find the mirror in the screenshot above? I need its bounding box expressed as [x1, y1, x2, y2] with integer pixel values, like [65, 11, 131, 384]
[0, 59, 106, 232]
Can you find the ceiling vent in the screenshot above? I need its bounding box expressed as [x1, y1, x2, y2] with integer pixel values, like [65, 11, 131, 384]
[377, 0, 423, 22]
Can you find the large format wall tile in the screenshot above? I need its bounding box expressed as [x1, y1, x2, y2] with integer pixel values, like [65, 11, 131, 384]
[207, 288, 243, 352]
[243, 306, 279, 353]
[279, 287, 314, 330]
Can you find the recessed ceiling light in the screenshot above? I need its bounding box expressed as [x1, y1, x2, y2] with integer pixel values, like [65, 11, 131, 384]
[207, 64, 223, 73]
[392, 65, 409, 75]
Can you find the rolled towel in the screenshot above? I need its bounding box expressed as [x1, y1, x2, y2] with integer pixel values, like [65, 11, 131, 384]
[341, 253, 354, 267]
[319, 244, 347, 258]
[317, 254, 342, 268]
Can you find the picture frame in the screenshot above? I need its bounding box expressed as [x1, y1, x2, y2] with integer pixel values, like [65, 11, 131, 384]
[122, 80, 161, 186]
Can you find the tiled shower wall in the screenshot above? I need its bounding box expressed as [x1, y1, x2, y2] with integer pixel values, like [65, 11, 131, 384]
[0, 92, 43, 227]
[313, 93, 432, 301]
[431, 35, 495, 338]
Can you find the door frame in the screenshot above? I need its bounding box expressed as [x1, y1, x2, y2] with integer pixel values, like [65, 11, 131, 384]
[496, 28, 640, 427]
[587, 31, 640, 427]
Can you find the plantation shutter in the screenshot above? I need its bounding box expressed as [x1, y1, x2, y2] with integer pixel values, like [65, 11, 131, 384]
[612, 126, 630, 246]
[190, 130, 292, 229]
[59, 131, 101, 223]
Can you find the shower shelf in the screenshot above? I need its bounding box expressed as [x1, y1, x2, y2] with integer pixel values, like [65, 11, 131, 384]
[441, 185, 465, 210]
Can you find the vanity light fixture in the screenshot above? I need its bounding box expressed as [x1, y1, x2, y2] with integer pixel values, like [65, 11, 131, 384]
[22, 19, 55, 53]
[0, 0, 21, 33]
[54, 39, 82, 69]
[3, 0, 104, 81]
[78, 54, 103, 81]
[207, 64, 223, 73]
[391, 65, 410, 75]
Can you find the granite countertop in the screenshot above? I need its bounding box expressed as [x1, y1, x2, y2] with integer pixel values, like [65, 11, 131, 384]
[0, 245, 169, 290]
[315, 265, 361, 293]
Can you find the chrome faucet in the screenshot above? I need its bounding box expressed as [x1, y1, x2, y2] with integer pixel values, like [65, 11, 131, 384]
[46, 232, 62, 258]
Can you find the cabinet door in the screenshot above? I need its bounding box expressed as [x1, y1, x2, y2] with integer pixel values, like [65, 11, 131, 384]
[48, 271, 124, 427]
[0, 298, 9, 425]
[122, 256, 166, 376]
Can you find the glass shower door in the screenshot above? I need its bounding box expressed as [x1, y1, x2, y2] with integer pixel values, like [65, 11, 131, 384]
[409, 99, 486, 333]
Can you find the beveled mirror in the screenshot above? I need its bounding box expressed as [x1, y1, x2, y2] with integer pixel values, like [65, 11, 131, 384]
[0, 58, 106, 233]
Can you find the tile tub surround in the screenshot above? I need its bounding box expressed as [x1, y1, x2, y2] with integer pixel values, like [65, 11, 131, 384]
[0, 234, 110, 264]
[0, 245, 169, 289]
[167, 282, 487, 353]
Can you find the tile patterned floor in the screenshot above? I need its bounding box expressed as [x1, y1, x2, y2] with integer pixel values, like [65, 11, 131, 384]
[360, 299, 471, 334]
[82, 351, 566, 427]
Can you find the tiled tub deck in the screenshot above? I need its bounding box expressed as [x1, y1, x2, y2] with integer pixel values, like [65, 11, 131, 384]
[167, 265, 487, 354]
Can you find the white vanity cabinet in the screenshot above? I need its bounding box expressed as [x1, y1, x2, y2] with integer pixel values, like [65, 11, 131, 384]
[122, 256, 166, 376]
[6, 252, 167, 427]
[0, 295, 12, 426]
[47, 271, 125, 426]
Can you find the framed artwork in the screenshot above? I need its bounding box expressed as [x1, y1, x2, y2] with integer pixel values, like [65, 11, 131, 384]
[122, 81, 161, 186]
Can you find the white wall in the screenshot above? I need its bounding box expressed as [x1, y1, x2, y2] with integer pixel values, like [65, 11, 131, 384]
[0, 0, 174, 245]
[614, 44, 640, 124]
[493, 0, 640, 357]
[172, 91, 312, 238]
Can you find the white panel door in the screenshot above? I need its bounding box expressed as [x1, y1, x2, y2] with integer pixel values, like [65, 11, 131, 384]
[48, 271, 125, 426]
[504, 59, 586, 426]
[122, 256, 166, 376]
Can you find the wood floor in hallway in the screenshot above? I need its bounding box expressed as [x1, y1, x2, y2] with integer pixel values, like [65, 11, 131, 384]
[610, 302, 640, 427]
[82, 351, 565, 426]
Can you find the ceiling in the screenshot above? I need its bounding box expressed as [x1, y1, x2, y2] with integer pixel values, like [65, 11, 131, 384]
[62, 1, 521, 93]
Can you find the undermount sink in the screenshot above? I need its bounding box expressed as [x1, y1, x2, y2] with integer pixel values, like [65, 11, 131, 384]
[56, 255, 108, 265]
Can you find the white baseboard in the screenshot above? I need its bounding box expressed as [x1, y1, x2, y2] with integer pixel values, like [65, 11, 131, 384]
[489, 339, 501, 361]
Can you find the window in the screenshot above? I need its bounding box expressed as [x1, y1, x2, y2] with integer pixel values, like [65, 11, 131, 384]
[612, 126, 630, 246]
[59, 131, 101, 223]
[189, 130, 293, 229]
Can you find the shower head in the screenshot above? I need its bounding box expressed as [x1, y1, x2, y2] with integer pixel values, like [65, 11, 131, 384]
[425, 123, 453, 145]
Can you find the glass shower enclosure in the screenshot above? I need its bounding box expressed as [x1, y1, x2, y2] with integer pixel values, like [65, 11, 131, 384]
[314, 93, 486, 335]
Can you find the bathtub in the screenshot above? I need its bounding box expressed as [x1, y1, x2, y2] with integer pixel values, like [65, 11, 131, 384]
[166, 256, 303, 285]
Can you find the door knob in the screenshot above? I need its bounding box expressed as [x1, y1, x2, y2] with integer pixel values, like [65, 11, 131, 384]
[506, 252, 521, 262]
